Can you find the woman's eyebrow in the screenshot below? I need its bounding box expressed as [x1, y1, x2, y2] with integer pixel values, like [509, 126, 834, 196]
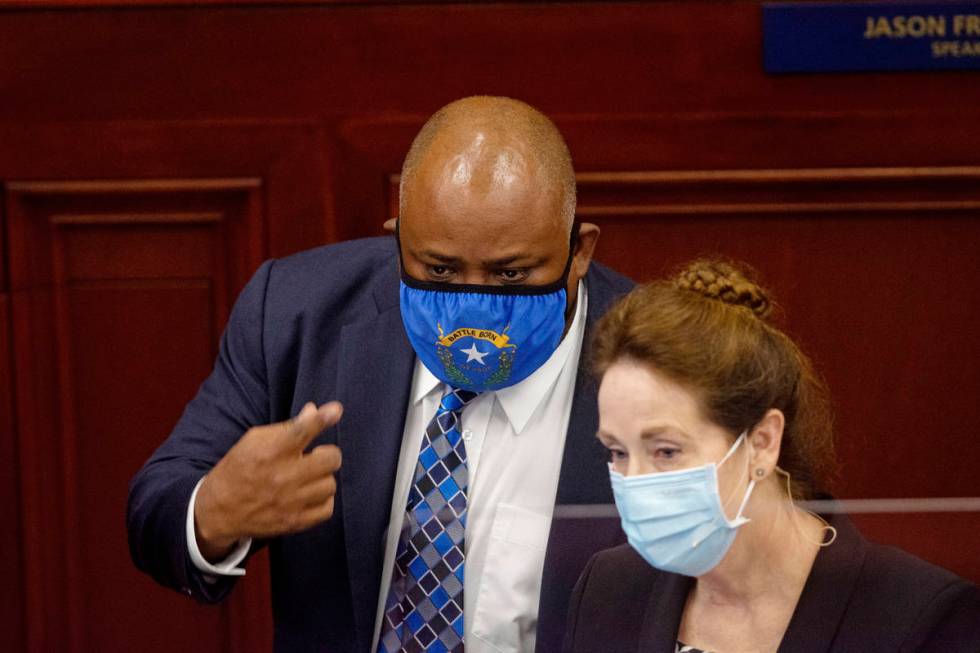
[595, 429, 618, 442]
[640, 426, 689, 441]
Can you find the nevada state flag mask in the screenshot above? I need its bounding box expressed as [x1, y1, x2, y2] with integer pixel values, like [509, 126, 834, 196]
[398, 226, 575, 393]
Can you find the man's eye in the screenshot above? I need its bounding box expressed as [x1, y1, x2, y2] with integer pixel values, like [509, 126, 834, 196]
[496, 269, 529, 283]
[428, 265, 454, 279]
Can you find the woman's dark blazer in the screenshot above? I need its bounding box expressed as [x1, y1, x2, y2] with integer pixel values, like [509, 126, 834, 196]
[563, 513, 980, 652]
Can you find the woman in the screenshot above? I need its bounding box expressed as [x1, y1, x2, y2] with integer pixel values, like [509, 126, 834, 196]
[563, 260, 980, 653]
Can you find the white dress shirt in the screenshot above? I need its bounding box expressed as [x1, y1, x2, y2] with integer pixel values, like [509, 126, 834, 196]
[188, 281, 588, 653]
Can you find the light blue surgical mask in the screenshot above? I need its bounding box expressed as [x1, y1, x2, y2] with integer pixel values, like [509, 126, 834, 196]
[609, 432, 756, 577]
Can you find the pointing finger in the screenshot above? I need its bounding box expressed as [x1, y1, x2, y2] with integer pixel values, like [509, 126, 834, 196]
[283, 402, 323, 448]
[317, 402, 343, 430]
[284, 402, 316, 436]
[287, 401, 343, 449]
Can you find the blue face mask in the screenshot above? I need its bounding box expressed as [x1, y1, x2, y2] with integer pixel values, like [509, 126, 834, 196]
[609, 432, 756, 577]
[398, 226, 576, 393]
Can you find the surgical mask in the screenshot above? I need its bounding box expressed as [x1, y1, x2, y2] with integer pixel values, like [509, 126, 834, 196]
[610, 432, 756, 577]
[398, 224, 576, 393]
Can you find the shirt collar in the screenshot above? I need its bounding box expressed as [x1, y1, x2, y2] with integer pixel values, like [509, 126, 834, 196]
[411, 280, 588, 435]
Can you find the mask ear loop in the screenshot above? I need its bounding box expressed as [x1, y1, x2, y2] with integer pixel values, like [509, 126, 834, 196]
[777, 466, 837, 547]
[718, 431, 747, 466]
[718, 432, 755, 520]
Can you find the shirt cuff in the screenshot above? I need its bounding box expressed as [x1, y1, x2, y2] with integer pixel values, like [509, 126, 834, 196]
[186, 476, 251, 577]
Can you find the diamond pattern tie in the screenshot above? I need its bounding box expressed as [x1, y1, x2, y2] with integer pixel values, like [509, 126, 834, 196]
[378, 386, 479, 653]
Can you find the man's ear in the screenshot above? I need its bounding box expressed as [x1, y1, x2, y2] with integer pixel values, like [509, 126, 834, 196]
[383, 218, 398, 233]
[572, 222, 600, 280]
[749, 409, 785, 477]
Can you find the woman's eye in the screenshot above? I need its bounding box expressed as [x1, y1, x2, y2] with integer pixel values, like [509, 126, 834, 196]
[608, 448, 627, 462]
[655, 447, 679, 460]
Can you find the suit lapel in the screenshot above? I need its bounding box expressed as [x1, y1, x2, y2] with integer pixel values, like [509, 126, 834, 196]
[637, 572, 694, 653]
[554, 266, 625, 507]
[777, 511, 868, 652]
[336, 272, 415, 652]
[536, 267, 632, 652]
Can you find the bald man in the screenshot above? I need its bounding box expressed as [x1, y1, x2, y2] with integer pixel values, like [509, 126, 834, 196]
[128, 96, 633, 653]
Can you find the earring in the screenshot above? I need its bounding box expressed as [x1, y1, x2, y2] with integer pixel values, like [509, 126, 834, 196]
[755, 468, 765, 478]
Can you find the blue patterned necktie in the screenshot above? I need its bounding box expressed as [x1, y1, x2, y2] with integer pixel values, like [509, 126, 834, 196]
[378, 386, 479, 653]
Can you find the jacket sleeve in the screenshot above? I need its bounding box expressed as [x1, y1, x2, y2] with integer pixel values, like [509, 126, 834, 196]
[126, 259, 275, 603]
[902, 577, 980, 652]
[561, 553, 599, 653]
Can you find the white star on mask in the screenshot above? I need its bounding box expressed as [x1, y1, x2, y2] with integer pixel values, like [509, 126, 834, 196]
[460, 342, 489, 365]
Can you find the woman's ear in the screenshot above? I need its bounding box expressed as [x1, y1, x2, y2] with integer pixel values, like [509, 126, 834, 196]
[749, 409, 785, 478]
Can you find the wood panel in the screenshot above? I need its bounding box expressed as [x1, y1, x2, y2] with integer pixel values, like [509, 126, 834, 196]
[2, 4, 980, 124]
[6, 179, 269, 652]
[0, 123, 334, 260]
[0, 250, 26, 651]
[0, 119, 329, 653]
[852, 512, 980, 585]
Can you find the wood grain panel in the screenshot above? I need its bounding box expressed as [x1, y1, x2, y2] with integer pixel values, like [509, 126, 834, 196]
[6, 179, 269, 652]
[0, 292, 26, 653]
[576, 167, 980, 213]
[0, 123, 335, 259]
[0, 119, 323, 653]
[70, 281, 224, 652]
[2, 5, 980, 123]
[852, 512, 980, 584]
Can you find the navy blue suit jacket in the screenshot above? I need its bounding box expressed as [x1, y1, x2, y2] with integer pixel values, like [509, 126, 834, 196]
[128, 236, 633, 652]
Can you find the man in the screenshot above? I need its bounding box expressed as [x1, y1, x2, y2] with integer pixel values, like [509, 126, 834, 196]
[128, 96, 632, 652]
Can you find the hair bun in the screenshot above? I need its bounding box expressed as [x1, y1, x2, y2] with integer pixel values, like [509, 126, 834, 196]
[674, 259, 772, 319]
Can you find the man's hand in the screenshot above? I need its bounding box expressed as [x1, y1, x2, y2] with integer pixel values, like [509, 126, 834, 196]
[193, 402, 344, 562]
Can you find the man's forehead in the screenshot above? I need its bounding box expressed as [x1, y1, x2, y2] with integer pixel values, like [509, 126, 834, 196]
[420, 130, 536, 185]
[401, 216, 569, 262]
[401, 200, 563, 238]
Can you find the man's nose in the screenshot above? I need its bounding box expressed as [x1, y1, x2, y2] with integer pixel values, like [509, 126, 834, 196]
[456, 270, 495, 286]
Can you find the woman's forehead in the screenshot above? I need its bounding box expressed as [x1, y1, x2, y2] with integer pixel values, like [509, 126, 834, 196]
[599, 361, 706, 429]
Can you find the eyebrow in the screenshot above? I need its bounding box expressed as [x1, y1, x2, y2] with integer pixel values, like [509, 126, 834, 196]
[640, 427, 689, 441]
[416, 249, 547, 268]
[418, 250, 462, 265]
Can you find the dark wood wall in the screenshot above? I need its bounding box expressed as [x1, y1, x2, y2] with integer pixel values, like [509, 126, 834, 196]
[2, 2, 979, 651]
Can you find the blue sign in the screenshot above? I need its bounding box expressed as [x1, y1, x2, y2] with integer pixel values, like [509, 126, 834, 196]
[764, 1, 980, 72]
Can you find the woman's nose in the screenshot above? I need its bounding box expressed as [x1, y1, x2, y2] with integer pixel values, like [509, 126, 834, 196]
[625, 456, 653, 478]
